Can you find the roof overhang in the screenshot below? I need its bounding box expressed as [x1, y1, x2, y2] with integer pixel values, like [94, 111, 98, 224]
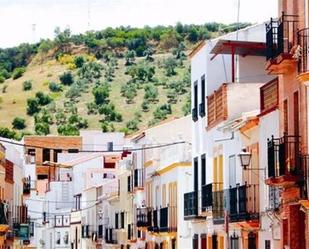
[210, 39, 266, 60]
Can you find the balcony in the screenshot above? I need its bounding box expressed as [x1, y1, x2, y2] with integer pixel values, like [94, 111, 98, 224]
[105, 228, 117, 244]
[266, 12, 298, 74]
[229, 184, 259, 225]
[297, 28, 309, 82]
[136, 207, 152, 227]
[184, 191, 201, 220]
[201, 183, 213, 212]
[266, 134, 302, 186]
[200, 183, 224, 223]
[147, 207, 177, 234]
[192, 107, 198, 121]
[148, 209, 159, 233]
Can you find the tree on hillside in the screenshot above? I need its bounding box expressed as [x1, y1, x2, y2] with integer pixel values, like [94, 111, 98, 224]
[143, 47, 155, 61]
[27, 98, 40, 115]
[125, 50, 136, 66]
[92, 84, 110, 105]
[59, 71, 74, 85]
[163, 57, 178, 76]
[54, 27, 71, 53]
[12, 117, 26, 130]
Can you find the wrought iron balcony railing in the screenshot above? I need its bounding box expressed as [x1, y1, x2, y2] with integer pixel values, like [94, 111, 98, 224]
[297, 28, 309, 74]
[267, 134, 301, 179]
[136, 207, 152, 227]
[266, 12, 298, 60]
[229, 183, 259, 222]
[201, 183, 213, 212]
[147, 206, 177, 233]
[104, 227, 117, 244]
[184, 191, 198, 218]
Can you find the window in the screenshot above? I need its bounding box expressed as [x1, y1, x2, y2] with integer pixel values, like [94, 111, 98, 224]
[115, 213, 119, 229]
[230, 234, 239, 249]
[294, 91, 299, 136]
[260, 78, 278, 114]
[74, 194, 81, 210]
[199, 75, 206, 117]
[192, 234, 198, 249]
[37, 174, 48, 180]
[265, 240, 271, 249]
[56, 232, 61, 244]
[120, 212, 125, 229]
[283, 99, 288, 134]
[127, 176, 132, 192]
[201, 154, 206, 186]
[200, 234, 207, 249]
[193, 81, 198, 121]
[68, 149, 79, 153]
[53, 149, 62, 162]
[64, 231, 69, 244]
[107, 142, 113, 152]
[42, 149, 50, 163]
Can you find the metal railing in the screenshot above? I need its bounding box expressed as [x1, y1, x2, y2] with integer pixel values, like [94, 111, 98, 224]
[201, 183, 213, 212]
[229, 183, 259, 222]
[266, 12, 298, 60]
[301, 155, 309, 199]
[147, 206, 177, 233]
[104, 227, 117, 244]
[297, 28, 309, 73]
[267, 134, 301, 178]
[136, 207, 152, 227]
[184, 191, 198, 217]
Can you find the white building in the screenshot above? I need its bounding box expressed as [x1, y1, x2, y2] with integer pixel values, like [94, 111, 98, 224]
[187, 23, 275, 249]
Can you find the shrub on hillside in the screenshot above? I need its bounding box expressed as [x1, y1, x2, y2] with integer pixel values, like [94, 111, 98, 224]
[59, 71, 74, 85]
[12, 67, 26, 80]
[35, 122, 50, 135]
[74, 56, 85, 68]
[12, 117, 26, 130]
[48, 82, 63, 92]
[92, 84, 110, 105]
[57, 124, 80, 136]
[23, 80, 32, 91]
[27, 98, 40, 115]
[35, 91, 52, 106]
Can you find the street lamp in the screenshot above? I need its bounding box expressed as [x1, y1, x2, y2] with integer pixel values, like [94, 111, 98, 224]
[238, 149, 252, 170]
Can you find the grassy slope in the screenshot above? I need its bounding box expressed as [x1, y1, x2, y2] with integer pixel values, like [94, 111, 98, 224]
[0, 53, 190, 134]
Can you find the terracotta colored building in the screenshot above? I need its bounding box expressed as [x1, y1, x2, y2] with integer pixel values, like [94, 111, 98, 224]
[265, 0, 309, 248]
[24, 136, 82, 181]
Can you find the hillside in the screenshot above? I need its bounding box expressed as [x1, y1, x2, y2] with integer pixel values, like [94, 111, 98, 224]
[0, 23, 250, 138]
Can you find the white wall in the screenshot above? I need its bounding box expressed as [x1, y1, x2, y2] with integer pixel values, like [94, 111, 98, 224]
[258, 110, 280, 249]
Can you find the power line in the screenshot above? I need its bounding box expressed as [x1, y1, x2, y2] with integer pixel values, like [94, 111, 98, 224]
[0, 138, 187, 152]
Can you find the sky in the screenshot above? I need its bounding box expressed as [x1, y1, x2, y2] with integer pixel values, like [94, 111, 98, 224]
[0, 0, 278, 48]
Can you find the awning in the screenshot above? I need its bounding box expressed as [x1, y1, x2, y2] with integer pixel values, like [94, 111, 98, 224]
[210, 39, 266, 57]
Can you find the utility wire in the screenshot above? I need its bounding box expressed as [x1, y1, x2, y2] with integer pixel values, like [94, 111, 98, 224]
[0, 138, 186, 152]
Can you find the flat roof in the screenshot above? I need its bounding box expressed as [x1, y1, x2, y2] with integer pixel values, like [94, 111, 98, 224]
[210, 39, 266, 57]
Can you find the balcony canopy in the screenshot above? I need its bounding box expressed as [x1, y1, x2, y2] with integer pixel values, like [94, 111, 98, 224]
[210, 39, 266, 58]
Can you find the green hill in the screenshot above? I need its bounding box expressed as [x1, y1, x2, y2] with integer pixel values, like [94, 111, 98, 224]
[0, 23, 250, 138]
